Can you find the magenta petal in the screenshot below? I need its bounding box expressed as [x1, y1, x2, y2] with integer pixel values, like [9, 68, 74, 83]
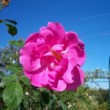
[62, 62, 74, 83]
[51, 44, 63, 51]
[20, 43, 41, 71]
[52, 80, 66, 92]
[48, 71, 57, 82]
[74, 46, 86, 66]
[20, 42, 37, 56]
[25, 33, 39, 44]
[20, 56, 32, 71]
[40, 55, 54, 66]
[20, 56, 36, 71]
[48, 22, 65, 43]
[66, 45, 86, 66]
[20, 56, 40, 71]
[78, 39, 85, 49]
[66, 66, 85, 90]
[66, 32, 79, 47]
[31, 72, 44, 87]
[40, 26, 47, 32]
[40, 30, 54, 46]
[31, 69, 49, 87]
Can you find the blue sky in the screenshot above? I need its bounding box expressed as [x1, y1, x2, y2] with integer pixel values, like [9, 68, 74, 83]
[0, 0, 110, 71]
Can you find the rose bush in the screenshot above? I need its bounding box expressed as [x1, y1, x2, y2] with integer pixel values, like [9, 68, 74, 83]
[20, 22, 86, 91]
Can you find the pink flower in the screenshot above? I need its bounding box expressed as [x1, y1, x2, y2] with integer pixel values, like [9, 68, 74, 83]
[20, 22, 86, 92]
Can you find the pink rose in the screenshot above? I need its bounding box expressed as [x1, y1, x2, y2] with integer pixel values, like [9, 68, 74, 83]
[20, 22, 86, 92]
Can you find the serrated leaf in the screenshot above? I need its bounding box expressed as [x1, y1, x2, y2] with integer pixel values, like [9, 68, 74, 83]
[3, 82, 23, 109]
[5, 64, 22, 74]
[6, 24, 17, 36]
[5, 19, 17, 25]
[1, 75, 17, 87]
[20, 75, 31, 87]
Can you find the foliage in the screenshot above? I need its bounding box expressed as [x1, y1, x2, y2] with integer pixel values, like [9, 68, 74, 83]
[0, 19, 17, 36]
[0, 40, 69, 110]
[0, 39, 109, 109]
[0, 48, 109, 109]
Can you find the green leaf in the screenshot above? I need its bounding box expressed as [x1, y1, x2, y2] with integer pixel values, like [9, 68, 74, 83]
[9, 40, 24, 47]
[58, 100, 68, 110]
[0, 88, 3, 98]
[52, 94, 57, 100]
[20, 75, 31, 87]
[0, 20, 3, 24]
[41, 91, 50, 104]
[0, 71, 5, 77]
[3, 82, 23, 109]
[49, 99, 56, 110]
[5, 64, 22, 74]
[32, 90, 39, 98]
[6, 24, 17, 36]
[5, 19, 17, 25]
[1, 75, 17, 87]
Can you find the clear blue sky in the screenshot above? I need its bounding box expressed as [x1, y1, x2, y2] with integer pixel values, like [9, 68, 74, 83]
[0, 0, 110, 71]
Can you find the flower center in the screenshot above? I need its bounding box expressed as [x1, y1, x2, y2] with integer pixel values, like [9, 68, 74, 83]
[50, 49, 62, 62]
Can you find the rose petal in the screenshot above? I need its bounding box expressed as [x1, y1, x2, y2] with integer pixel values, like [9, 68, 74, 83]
[74, 46, 86, 66]
[66, 66, 85, 90]
[52, 80, 66, 92]
[51, 44, 64, 51]
[31, 69, 49, 87]
[20, 56, 40, 71]
[48, 22, 65, 43]
[40, 55, 54, 66]
[62, 62, 74, 83]
[65, 45, 86, 66]
[66, 32, 79, 47]
[40, 29, 54, 46]
[20, 42, 37, 56]
[78, 39, 85, 49]
[25, 33, 39, 44]
[40, 26, 47, 32]
[36, 37, 45, 46]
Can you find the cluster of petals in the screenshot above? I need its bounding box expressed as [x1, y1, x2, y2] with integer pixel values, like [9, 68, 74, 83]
[20, 22, 86, 92]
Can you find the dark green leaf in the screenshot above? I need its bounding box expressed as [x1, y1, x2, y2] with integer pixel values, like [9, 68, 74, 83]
[3, 82, 23, 109]
[32, 90, 39, 98]
[0, 89, 3, 98]
[58, 100, 68, 110]
[6, 24, 17, 36]
[49, 99, 56, 110]
[0, 20, 3, 24]
[41, 91, 50, 104]
[52, 94, 57, 100]
[0, 71, 5, 77]
[5, 19, 17, 25]
[20, 75, 31, 87]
